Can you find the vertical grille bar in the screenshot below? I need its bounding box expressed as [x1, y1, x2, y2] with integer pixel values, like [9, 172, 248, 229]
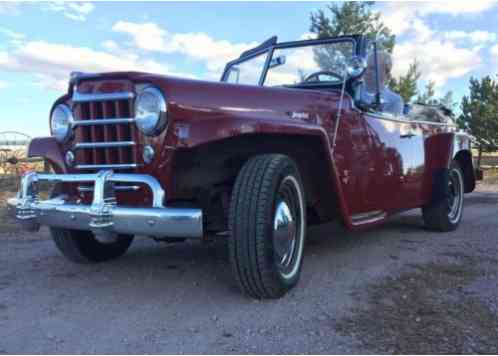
[89, 102, 99, 166]
[128, 99, 138, 164]
[115, 101, 126, 164]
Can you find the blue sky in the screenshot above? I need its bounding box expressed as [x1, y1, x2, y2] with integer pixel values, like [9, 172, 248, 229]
[1, 1, 498, 137]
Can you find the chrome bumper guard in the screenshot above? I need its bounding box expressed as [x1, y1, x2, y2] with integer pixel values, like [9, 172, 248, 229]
[6, 170, 203, 238]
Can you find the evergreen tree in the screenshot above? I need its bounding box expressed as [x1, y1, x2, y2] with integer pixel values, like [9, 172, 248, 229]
[309, 2, 422, 98]
[310, 2, 395, 52]
[388, 60, 422, 103]
[417, 80, 437, 105]
[458, 76, 498, 168]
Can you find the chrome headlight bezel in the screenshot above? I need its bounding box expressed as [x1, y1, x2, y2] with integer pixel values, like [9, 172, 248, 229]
[135, 86, 167, 136]
[50, 104, 74, 143]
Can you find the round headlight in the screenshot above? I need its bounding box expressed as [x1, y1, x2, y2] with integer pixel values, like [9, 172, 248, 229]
[50, 104, 73, 142]
[135, 86, 167, 136]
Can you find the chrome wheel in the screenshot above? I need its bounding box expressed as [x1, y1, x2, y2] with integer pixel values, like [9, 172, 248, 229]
[272, 176, 305, 280]
[447, 167, 464, 224]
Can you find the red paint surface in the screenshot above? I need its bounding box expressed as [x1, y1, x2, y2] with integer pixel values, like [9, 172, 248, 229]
[30, 73, 471, 229]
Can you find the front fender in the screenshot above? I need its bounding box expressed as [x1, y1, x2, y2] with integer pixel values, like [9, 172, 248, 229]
[172, 117, 356, 228]
[172, 116, 331, 149]
[27, 137, 67, 173]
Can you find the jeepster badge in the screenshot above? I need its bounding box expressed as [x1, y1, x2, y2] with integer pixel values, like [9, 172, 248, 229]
[290, 112, 310, 120]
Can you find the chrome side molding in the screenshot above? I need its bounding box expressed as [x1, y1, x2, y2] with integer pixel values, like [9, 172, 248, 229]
[350, 210, 386, 226]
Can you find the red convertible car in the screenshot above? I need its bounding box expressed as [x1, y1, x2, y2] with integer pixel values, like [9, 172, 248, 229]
[8, 35, 477, 298]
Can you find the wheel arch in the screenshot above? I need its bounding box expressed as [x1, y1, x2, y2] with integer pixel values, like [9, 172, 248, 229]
[172, 132, 341, 228]
[454, 149, 476, 193]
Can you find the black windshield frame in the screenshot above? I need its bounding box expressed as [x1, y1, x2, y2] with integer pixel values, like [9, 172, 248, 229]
[220, 35, 367, 87]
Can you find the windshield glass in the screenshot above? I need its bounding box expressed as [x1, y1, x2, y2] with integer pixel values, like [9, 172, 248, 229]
[224, 51, 268, 85]
[265, 41, 354, 86]
[223, 39, 355, 87]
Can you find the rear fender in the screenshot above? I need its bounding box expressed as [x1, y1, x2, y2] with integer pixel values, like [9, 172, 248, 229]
[423, 132, 475, 201]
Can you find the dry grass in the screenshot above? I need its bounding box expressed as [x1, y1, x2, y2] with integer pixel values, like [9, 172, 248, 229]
[483, 168, 498, 185]
[0, 177, 20, 233]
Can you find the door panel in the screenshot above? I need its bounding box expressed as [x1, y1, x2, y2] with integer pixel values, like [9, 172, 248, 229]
[364, 114, 426, 211]
[333, 111, 379, 215]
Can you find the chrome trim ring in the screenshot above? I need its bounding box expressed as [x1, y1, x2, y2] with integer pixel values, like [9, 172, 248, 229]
[50, 104, 74, 143]
[135, 86, 168, 136]
[272, 175, 305, 280]
[448, 167, 464, 224]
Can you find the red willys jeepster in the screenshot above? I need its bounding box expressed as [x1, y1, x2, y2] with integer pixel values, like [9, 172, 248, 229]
[8, 35, 478, 298]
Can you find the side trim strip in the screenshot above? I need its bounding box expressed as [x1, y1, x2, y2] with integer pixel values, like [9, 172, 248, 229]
[368, 112, 456, 127]
[351, 210, 387, 226]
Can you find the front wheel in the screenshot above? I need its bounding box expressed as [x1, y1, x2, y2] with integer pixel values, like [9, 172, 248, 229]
[422, 161, 464, 232]
[229, 154, 306, 299]
[51, 228, 134, 263]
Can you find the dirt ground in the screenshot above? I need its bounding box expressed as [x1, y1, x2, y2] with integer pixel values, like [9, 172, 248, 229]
[1, 185, 497, 354]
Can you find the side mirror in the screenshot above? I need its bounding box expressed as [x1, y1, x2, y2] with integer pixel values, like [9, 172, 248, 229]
[346, 56, 367, 79]
[268, 55, 286, 69]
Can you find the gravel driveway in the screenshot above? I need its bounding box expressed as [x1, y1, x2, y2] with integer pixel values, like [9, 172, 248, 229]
[1, 188, 497, 354]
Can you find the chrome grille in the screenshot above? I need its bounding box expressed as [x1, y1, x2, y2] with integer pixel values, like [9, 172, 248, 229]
[72, 91, 139, 172]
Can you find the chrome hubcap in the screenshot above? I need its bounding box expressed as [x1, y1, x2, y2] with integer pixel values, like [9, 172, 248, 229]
[272, 175, 304, 280]
[273, 200, 297, 269]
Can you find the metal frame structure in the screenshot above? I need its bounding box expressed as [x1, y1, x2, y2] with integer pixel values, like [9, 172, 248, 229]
[220, 35, 366, 87]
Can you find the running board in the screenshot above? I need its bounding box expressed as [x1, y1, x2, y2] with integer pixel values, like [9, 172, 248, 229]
[351, 210, 386, 226]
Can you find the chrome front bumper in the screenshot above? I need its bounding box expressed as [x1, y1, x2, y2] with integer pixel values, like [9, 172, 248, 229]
[6, 170, 203, 238]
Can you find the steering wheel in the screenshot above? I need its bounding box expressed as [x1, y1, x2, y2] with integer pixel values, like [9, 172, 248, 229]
[303, 70, 344, 83]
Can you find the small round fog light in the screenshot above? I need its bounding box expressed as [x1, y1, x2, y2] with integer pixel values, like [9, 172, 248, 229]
[65, 150, 75, 167]
[143, 145, 155, 164]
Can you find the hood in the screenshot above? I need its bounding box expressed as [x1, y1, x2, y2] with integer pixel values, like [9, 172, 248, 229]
[72, 71, 346, 125]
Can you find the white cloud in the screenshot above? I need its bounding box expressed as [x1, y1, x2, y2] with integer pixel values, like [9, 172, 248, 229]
[299, 32, 316, 40]
[0, 40, 171, 91]
[491, 44, 498, 56]
[101, 40, 119, 52]
[392, 40, 481, 87]
[0, 2, 20, 14]
[0, 26, 25, 40]
[379, 2, 496, 87]
[112, 21, 257, 75]
[444, 30, 497, 44]
[112, 21, 168, 51]
[382, 2, 497, 36]
[0, 80, 8, 89]
[44, 1, 95, 22]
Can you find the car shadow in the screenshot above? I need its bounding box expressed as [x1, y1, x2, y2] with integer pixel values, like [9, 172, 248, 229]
[89, 209, 428, 298]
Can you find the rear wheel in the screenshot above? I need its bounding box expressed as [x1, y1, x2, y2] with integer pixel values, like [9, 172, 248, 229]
[51, 229, 134, 263]
[422, 161, 464, 232]
[229, 154, 306, 299]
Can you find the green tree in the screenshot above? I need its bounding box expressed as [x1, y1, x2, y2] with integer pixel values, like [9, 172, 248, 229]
[388, 60, 422, 103]
[440, 91, 456, 110]
[417, 80, 437, 105]
[310, 2, 396, 52]
[309, 2, 422, 98]
[458, 76, 498, 168]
